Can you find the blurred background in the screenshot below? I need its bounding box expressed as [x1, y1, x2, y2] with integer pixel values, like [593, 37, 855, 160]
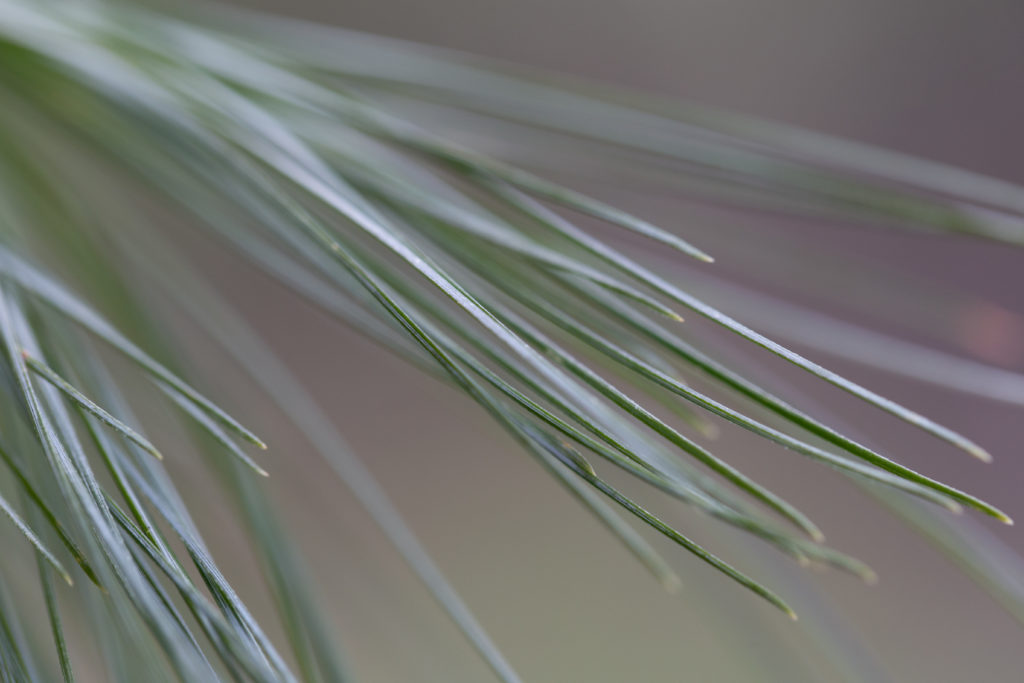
[94, 1, 1024, 681]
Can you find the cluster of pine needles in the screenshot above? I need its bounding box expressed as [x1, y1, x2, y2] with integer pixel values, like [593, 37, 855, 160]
[0, 1, 1021, 681]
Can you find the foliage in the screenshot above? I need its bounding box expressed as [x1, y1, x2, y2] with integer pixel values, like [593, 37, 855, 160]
[0, 1, 1019, 680]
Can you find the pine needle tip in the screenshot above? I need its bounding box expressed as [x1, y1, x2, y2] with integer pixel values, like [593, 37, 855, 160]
[661, 574, 683, 594]
[945, 501, 965, 515]
[972, 448, 993, 464]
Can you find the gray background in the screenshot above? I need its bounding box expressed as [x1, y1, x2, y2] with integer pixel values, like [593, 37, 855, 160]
[151, 2, 1024, 681]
